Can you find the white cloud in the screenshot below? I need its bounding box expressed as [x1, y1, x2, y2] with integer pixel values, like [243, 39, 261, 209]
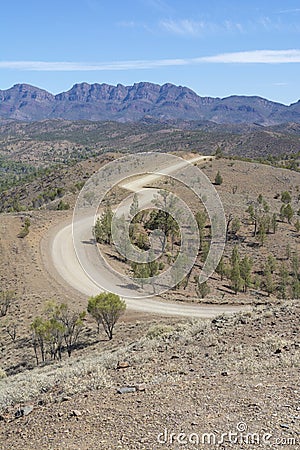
[159, 18, 244, 36]
[160, 16, 300, 36]
[0, 50, 299, 72]
[0, 59, 188, 71]
[278, 8, 300, 14]
[117, 21, 137, 28]
[199, 49, 300, 63]
[142, 0, 172, 13]
[160, 19, 207, 36]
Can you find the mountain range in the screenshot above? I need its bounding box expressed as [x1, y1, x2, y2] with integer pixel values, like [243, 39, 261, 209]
[0, 82, 299, 125]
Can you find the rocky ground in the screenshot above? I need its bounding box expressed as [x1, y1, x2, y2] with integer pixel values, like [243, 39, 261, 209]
[0, 303, 299, 449]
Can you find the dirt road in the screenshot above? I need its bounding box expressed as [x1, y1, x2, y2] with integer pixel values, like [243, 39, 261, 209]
[49, 154, 248, 317]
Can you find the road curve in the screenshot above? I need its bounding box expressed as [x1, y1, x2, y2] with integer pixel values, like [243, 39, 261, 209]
[49, 154, 249, 318]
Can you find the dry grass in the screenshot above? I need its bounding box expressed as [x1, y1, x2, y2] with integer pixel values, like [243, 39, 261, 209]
[0, 302, 298, 412]
[0, 353, 112, 410]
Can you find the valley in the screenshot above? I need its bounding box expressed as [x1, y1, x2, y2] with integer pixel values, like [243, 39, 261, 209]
[0, 93, 299, 448]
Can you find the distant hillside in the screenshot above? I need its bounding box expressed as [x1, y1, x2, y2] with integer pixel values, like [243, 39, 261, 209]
[0, 82, 300, 125]
[0, 107, 299, 212]
[0, 118, 299, 209]
[1, 119, 300, 167]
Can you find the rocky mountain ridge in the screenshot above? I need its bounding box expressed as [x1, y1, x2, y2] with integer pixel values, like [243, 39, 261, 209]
[0, 82, 299, 124]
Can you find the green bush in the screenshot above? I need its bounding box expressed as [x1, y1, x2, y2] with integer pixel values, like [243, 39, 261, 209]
[57, 200, 70, 210]
[18, 217, 31, 238]
[214, 171, 223, 185]
[88, 293, 126, 340]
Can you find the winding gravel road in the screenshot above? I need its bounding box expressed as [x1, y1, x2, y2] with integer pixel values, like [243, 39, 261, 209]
[50, 154, 249, 318]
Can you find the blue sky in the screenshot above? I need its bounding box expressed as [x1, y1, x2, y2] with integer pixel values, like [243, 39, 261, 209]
[1, 0, 300, 104]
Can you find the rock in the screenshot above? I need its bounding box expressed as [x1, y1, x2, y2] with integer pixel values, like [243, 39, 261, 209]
[14, 405, 34, 418]
[280, 423, 289, 429]
[221, 371, 229, 376]
[117, 361, 130, 369]
[135, 383, 146, 392]
[61, 396, 71, 402]
[23, 405, 34, 416]
[117, 386, 136, 394]
[14, 409, 22, 419]
[71, 410, 82, 417]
